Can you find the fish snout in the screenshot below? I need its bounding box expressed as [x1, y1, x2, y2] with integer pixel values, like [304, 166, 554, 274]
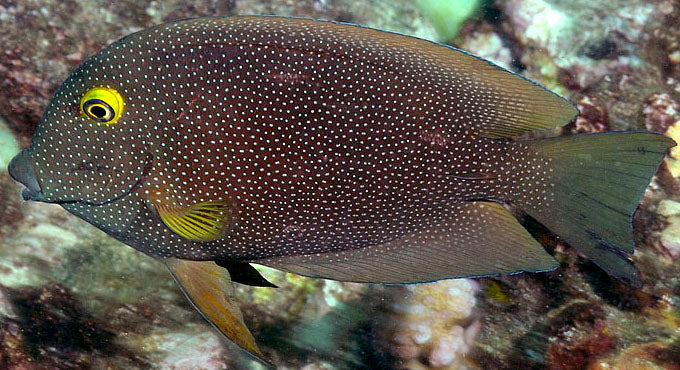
[8, 152, 43, 201]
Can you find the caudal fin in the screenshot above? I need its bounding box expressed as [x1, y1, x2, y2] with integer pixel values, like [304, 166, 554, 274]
[524, 132, 674, 287]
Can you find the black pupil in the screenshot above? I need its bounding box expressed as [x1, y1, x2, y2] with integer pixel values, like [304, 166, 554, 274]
[90, 105, 108, 118]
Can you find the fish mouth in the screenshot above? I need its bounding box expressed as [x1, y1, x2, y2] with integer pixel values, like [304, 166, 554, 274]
[20, 187, 46, 202]
[8, 152, 46, 201]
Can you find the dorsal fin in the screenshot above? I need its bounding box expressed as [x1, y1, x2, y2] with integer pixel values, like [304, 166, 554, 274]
[418, 45, 580, 137]
[401, 37, 580, 137]
[237, 16, 579, 138]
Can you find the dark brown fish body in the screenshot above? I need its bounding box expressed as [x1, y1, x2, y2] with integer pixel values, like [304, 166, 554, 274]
[49, 17, 563, 261]
[156, 68, 545, 261]
[7, 16, 674, 363]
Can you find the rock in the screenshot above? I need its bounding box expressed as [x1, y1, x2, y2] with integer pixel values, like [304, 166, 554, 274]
[572, 95, 609, 133]
[0, 117, 20, 173]
[372, 279, 480, 369]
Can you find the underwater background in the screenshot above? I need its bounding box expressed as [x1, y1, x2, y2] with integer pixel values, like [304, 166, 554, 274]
[0, 0, 679, 368]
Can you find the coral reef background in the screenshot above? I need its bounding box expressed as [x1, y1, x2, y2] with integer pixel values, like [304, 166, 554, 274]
[1, 0, 679, 369]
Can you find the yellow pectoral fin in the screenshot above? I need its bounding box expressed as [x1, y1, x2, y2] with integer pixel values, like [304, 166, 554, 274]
[155, 199, 234, 242]
[164, 258, 268, 364]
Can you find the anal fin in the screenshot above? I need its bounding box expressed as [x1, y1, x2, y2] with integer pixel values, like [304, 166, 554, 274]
[163, 258, 269, 365]
[254, 201, 558, 283]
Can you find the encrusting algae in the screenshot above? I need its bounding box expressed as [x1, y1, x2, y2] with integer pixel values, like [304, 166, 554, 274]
[6, 16, 674, 364]
[373, 280, 481, 368]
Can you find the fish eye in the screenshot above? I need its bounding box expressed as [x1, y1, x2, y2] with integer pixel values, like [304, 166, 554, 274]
[80, 87, 124, 124]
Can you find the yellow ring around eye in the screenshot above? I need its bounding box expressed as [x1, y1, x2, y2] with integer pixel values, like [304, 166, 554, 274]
[80, 87, 124, 124]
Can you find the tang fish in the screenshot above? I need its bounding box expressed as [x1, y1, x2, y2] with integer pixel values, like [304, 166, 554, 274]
[7, 16, 674, 363]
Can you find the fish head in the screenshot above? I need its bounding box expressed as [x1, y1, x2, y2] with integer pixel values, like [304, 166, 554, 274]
[8, 41, 155, 206]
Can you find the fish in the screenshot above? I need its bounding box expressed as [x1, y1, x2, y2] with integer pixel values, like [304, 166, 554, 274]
[7, 16, 674, 364]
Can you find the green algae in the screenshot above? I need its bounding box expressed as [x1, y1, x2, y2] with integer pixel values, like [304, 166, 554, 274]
[416, 0, 480, 42]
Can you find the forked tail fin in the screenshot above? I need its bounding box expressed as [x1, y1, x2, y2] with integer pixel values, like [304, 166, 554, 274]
[524, 132, 674, 287]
